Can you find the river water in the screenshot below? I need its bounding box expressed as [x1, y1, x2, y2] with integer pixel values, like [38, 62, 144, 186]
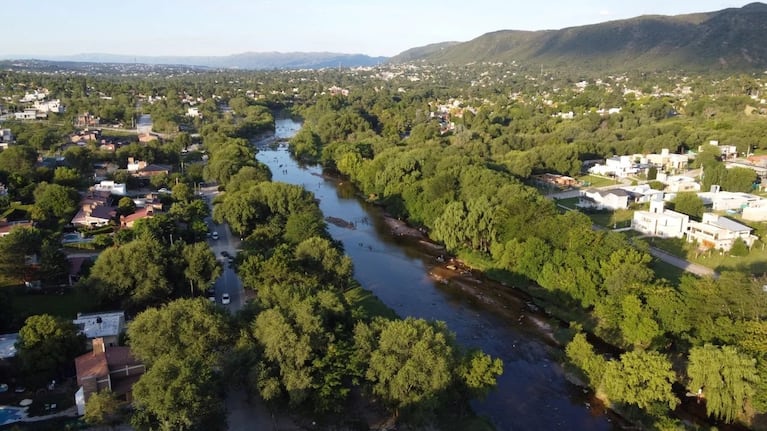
[254, 117, 614, 430]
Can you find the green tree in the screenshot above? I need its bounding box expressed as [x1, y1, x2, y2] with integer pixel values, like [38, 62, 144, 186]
[127, 298, 232, 367]
[16, 314, 85, 385]
[182, 242, 221, 295]
[0, 226, 41, 283]
[673, 192, 704, 219]
[730, 238, 749, 257]
[357, 318, 455, 416]
[84, 390, 123, 429]
[687, 344, 759, 423]
[131, 355, 224, 431]
[31, 182, 79, 225]
[117, 196, 136, 217]
[602, 350, 679, 411]
[87, 237, 172, 307]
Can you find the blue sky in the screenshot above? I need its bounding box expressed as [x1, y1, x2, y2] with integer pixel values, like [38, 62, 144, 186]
[2, 0, 752, 57]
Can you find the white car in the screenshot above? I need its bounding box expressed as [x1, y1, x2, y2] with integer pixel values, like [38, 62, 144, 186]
[221, 293, 230, 305]
[211, 231, 219, 240]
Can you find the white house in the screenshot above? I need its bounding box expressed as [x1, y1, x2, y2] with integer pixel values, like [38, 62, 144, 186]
[643, 149, 689, 173]
[687, 213, 757, 251]
[33, 99, 64, 114]
[14, 109, 38, 120]
[619, 184, 664, 204]
[578, 188, 630, 210]
[657, 173, 701, 193]
[696, 189, 761, 211]
[632, 199, 689, 238]
[186, 107, 201, 118]
[73, 311, 126, 349]
[700, 140, 738, 160]
[0, 129, 14, 149]
[93, 180, 126, 196]
[588, 155, 638, 178]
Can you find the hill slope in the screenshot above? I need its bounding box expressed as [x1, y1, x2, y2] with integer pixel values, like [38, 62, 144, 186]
[391, 3, 767, 71]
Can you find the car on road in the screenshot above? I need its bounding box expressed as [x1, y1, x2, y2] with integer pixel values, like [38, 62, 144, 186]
[211, 231, 219, 240]
[206, 287, 216, 302]
[221, 293, 230, 305]
[220, 251, 229, 257]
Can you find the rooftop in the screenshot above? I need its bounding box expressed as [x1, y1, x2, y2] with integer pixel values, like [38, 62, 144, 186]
[0, 333, 18, 359]
[73, 312, 125, 339]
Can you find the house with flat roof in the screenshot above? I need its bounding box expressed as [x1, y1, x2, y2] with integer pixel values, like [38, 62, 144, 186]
[0, 333, 19, 360]
[578, 188, 630, 210]
[687, 213, 757, 251]
[73, 311, 125, 348]
[632, 199, 689, 239]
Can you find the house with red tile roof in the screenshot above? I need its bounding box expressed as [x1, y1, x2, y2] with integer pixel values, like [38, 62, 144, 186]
[74, 337, 145, 416]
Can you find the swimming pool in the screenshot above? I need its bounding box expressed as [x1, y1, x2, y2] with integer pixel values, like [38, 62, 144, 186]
[0, 406, 27, 426]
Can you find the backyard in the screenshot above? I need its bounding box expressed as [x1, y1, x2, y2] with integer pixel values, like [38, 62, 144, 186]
[649, 236, 767, 275]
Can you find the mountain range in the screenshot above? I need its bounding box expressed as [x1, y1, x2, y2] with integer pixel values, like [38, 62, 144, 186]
[5, 3, 767, 72]
[393, 2, 767, 71]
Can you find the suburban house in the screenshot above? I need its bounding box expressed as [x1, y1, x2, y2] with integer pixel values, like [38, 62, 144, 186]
[93, 180, 126, 196]
[70, 130, 101, 144]
[700, 140, 738, 160]
[696, 188, 762, 211]
[0, 333, 18, 360]
[578, 188, 630, 210]
[73, 312, 126, 348]
[0, 128, 14, 149]
[686, 213, 758, 251]
[74, 112, 100, 128]
[619, 184, 664, 204]
[186, 107, 201, 118]
[74, 338, 145, 416]
[120, 206, 157, 229]
[588, 155, 638, 178]
[134, 164, 171, 178]
[643, 149, 689, 173]
[0, 220, 34, 237]
[632, 199, 689, 238]
[533, 173, 578, 189]
[33, 99, 64, 114]
[70, 191, 115, 227]
[656, 173, 701, 193]
[14, 109, 38, 121]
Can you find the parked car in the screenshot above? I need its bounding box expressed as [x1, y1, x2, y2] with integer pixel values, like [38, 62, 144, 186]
[221, 293, 230, 305]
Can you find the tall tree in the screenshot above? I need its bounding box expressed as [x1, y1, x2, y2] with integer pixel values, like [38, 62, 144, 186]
[16, 314, 85, 386]
[182, 242, 221, 296]
[687, 344, 759, 423]
[127, 298, 232, 367]
[131, 355, 224, 431]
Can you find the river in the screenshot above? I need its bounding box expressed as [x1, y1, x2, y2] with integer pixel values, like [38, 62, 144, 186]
[254, 116, 615, 430]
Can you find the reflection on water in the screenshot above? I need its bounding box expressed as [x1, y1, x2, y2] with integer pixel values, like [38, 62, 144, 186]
[253, 117, 615, 430]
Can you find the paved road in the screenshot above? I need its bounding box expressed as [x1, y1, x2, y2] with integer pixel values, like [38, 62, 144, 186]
[201, 187, 245, 312]
[647, 246, 718, 278]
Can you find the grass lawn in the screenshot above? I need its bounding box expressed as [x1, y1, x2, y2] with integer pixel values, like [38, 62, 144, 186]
[555, 197, 579, 210]
[577, 174, 618, 188]
[344, 286, 397, 320]
[651, 259, 686, 284]
[11, 287, 99, 323]
[648, 236, 767, 275]
[586, 208, 635, 228]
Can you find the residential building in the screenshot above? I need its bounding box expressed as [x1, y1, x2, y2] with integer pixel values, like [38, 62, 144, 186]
[73, 312, 126, 348]
[687, 213, 758, 251]
[588, 155, 638, 178]
[578, 188, 630, 210]
[93, 180, 126, 196]
[71, 191, 115, 227]
[643, 148, 689, 173]
[701, 140, 738, 160]
[619, 184, 664, 204]
[14, 109, 38, 120]
[696, 189, 761, 211]
[533, 173, 578, 188]
[0, 221, 34, 237]
[74, 338, 145, 415]
[120, 206, 157, 229]
[657, 173, 701, 193]
[0, 333, 19, 360]
[33, 99, 64, 114]
[631, 199, 689, 238]
[186, 107, 201, 118]
[74, 112, 100, 128]
[0, 128, 14, 149]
